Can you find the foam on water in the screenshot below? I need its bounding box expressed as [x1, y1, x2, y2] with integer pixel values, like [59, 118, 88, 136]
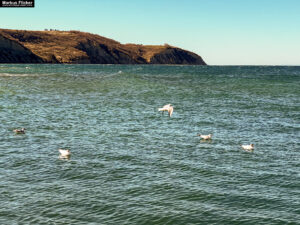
[0, 73, 37, 77]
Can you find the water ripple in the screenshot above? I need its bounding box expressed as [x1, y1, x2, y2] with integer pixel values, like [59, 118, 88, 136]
[0, 65, 299, 224]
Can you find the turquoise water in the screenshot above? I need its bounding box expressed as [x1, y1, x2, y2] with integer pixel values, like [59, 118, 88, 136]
[0, 65, 299, 224]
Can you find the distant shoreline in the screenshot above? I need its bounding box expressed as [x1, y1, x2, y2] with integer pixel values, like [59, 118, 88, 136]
[0, 29, 206, 65]
[1, 63, 299, 67]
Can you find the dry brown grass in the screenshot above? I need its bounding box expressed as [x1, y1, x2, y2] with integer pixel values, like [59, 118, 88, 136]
[0, 29, 187, 63]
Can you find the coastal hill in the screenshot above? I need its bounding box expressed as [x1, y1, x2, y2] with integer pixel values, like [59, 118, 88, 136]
[0, 29, 206, 65]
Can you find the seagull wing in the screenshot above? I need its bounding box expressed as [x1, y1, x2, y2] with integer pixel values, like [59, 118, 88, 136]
[168, 106, 173, 117]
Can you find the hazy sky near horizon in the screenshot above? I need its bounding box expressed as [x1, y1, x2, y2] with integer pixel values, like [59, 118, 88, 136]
[0, 0, 299, 65]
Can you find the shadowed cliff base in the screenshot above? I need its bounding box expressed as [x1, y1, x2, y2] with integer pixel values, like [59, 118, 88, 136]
[0, 29, 206, 65]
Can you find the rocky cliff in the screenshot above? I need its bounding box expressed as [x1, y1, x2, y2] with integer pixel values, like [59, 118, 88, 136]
[0, 29, 206, 65]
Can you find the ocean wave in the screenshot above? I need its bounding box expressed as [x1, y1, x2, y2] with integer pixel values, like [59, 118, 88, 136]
[101, 70, 123, 79]
[0, 73, 39, 77]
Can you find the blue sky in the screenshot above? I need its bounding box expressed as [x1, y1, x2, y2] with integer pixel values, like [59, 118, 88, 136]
[0, 0, 299, 65]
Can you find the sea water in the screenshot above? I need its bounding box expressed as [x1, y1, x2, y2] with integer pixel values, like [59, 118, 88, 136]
[0, 65, 299, 224]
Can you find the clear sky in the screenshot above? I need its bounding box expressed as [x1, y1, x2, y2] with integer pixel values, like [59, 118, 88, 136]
[0, 0, 299, 65]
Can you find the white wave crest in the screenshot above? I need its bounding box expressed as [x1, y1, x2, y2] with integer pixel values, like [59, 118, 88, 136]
[0, 73, 37, 77]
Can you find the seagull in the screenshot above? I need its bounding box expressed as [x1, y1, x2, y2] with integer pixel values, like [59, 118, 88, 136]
[197, 134, 212, 140]
[58, 149, 71, 157]
[158, 104, 174, 117]
[241, 144, 254, 152]
[13, 128, 26, 134]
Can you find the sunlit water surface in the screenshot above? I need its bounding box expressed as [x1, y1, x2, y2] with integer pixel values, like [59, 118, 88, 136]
[0, 65, 299, 224]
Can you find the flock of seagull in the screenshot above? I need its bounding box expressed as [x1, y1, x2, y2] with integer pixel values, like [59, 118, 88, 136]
[13, 127, 71, 159]
[13, 103, 254, 159]
[157, 104, 254, 152]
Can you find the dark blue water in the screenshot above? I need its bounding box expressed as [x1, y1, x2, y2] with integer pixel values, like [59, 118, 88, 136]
[0, 65, 299, 224]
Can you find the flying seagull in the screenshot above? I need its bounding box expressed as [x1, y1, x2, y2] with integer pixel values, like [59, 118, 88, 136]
[158, 104, 174, 117]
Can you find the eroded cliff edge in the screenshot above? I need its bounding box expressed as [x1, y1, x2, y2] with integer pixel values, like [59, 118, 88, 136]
[0, 29, 206, 65]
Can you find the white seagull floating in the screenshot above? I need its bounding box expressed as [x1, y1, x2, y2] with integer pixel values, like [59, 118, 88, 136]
[241, 144, 254, 152]
[58, 149, 71, 158]
[197, 134, 212, 140]
[158, 104, 174, 117]
[13, 128, 26, 134]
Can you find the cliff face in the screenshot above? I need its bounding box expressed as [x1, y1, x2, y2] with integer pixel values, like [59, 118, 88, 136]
[0, 33, 44, 63]
[0, 29, 206, 65]
[149, 47, 205, 64]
